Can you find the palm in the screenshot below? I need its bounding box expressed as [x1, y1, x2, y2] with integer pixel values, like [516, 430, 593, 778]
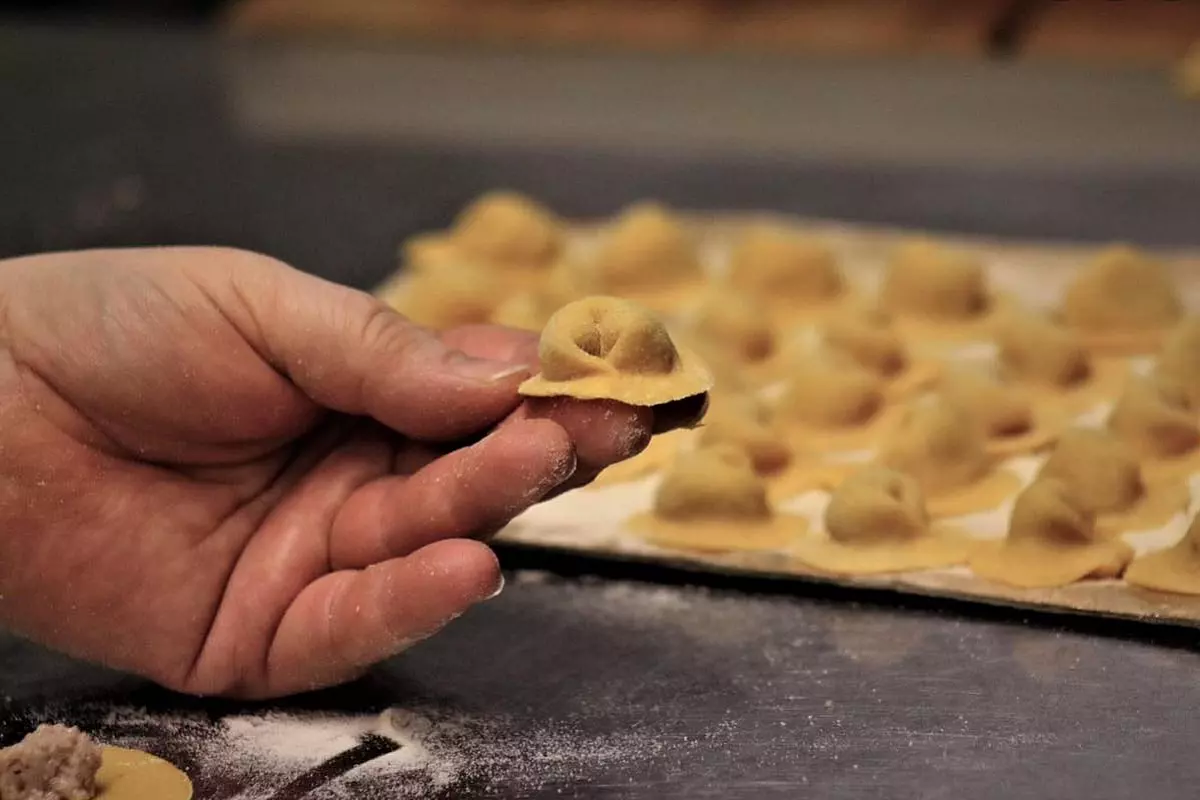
[0, 248, 674, 698]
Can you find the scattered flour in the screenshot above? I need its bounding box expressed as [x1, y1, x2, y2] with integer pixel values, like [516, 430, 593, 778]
[326, 707, 675, 798]
[512, 569, 555, 586]
[219, 711, 375, 770]
[34, 700, 683, 798]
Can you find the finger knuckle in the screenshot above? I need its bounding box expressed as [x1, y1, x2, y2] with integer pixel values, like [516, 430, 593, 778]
[357, 297, 431, 360]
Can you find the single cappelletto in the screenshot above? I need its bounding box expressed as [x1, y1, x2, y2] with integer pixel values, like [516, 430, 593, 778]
[682, 334, 755, 397]
[791, 466, 975, 575]
[773, 352, 897, 451]
[1059, 244, 1183, 354]
[1037, 427, 1189, 534]
[876, 397, 1022, 517]
[819, 308, 939, 399]
[1125, 512, 1200, 596]
[688, 289, 779, 370]
[1107, 375, 1200, 480]
[994, 308, 1126, 411]
[696, 397, 848, 499]
[489, 289, 559, 332]
[969, 478, 1134, 589]
[937, 369, 1062, 457]
[94, 748, 193, 800]
[1155, 315, 1200, 408]
[490, 259, 595, 331]
[696, 400, 793, 477]
[589, 202, 704, 304]
[726, 223, 848, 318]
[384, 262, 504, 330]
[879, 237, 1001, 339]
[628, 445, 810, 553]
[402, 190, 563, 275]
[519, 296, 713, 405]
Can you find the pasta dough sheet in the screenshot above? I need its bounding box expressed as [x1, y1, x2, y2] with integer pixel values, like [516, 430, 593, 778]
[380, 212, 1200, 629]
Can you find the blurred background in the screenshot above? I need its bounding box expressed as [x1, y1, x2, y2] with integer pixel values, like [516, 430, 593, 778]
[2, 1, 1198, 289]
[7, 0, 1200, 65]
[6, 0, 1200, 64]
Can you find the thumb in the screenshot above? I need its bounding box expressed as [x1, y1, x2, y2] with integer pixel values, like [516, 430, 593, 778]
[197, 248, 530, 441]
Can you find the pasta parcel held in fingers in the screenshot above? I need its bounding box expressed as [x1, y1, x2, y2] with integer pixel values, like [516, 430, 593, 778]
[519, 296, 713, 406]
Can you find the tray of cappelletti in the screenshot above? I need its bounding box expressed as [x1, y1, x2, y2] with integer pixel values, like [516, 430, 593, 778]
[376, 191, 1200, 628]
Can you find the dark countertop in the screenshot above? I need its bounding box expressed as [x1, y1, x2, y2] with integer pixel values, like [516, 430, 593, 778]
[3, 22, 1200, 800]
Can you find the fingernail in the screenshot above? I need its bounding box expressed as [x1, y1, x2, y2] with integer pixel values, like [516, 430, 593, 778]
[488, 364, 532, 381]
[546, 444, 579, 490]
[485, 573, 505, 601]
[446, 350, 531, 383]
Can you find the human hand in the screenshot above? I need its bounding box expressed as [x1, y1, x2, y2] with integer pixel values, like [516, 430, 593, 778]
[0, 247, 704, 698]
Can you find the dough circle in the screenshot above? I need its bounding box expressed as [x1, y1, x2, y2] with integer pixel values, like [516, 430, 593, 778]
[629, 444, 809, 553]
[1126, 553, 1200, 596]
[96, 746, 192, 800]
[971, 538, 1133, 589]
[793, 531, 974, 575]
